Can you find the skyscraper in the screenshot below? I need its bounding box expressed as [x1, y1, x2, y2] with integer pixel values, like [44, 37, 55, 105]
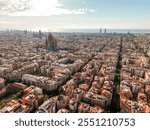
[104, 29, 107, 34]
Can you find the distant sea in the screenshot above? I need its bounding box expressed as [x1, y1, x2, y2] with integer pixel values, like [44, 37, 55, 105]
[60, 29, 150, 34]
[1, 28, 150, 34]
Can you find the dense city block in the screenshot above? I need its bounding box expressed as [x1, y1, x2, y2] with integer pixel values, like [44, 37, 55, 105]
[0, 30, 150, 113]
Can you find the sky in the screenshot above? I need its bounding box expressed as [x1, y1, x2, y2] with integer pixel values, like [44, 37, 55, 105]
[0, 0, 150, 31]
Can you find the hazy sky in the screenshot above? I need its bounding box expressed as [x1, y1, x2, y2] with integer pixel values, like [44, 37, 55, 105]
[0, 0, 150, 31]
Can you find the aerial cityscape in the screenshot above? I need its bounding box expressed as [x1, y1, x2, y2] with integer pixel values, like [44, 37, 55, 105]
[0, 30, 149, 113]
[0, 0, 150, 113]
